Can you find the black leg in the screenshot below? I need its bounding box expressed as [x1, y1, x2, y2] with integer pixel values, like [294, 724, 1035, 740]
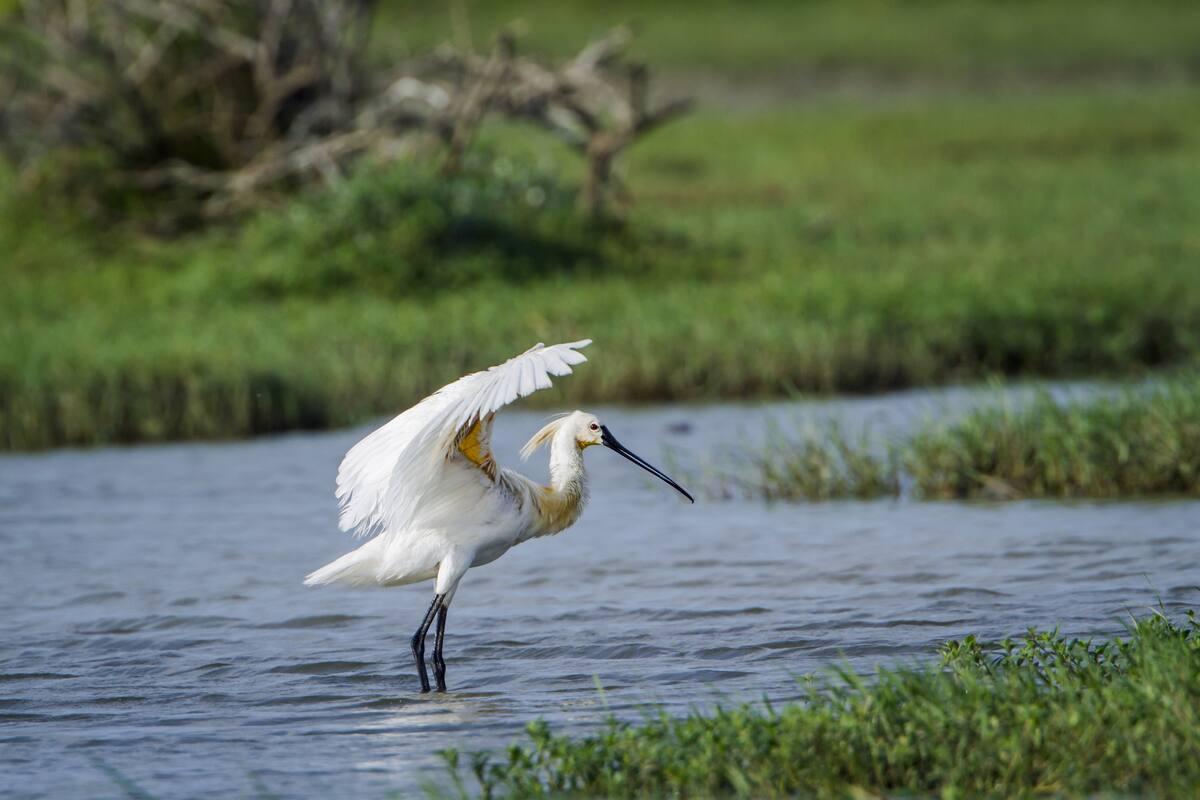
[410, 594, 443, 693]
[432, 605, 449, 693]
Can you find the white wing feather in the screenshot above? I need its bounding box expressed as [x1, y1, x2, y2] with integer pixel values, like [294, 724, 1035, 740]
[335, 340, 591, 539]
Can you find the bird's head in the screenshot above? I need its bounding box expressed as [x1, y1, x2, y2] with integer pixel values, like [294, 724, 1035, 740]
[572, 411, 605, 448]
[580, 411, 694, 503]
[521, 411, 694, 502]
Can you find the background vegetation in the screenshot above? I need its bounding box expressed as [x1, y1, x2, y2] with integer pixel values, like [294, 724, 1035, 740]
[4, 0, 1200, 450]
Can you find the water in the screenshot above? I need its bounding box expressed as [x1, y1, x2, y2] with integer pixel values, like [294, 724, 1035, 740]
[2, 384, 1197, 798]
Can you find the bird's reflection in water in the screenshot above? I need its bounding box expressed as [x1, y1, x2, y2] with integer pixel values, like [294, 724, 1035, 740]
[358, 691, 513, 730]
[348, 691, 518, 780]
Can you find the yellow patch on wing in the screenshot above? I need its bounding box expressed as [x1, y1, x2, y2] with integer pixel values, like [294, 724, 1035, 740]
[455, 414, 497, 480]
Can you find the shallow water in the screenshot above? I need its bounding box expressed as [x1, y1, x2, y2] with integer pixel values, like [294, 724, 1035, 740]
[1, 383, 1197, 798]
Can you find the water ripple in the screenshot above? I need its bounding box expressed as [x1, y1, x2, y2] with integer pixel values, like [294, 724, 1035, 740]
[75, 615, 242, 634]
[254, 614, 368, 630]
[267, 661, 374, 675]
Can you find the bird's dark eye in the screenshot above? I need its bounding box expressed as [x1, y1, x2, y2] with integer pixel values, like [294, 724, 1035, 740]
[590, 422, 600, 431]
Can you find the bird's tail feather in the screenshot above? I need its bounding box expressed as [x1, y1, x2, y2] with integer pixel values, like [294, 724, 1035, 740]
[304, 545, 382, 587]
[304, 535, 439, 588]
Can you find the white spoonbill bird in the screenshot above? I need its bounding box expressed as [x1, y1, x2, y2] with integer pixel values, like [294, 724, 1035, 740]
[305, 340, 693, 692]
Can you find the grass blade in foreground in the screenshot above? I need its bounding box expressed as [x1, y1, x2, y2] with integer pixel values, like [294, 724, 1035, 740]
[441, 611, 1200, 798]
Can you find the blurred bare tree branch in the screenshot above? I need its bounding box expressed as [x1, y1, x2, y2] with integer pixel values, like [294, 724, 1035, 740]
[427, 26, 694, 216]
[0, 1, 690, 227]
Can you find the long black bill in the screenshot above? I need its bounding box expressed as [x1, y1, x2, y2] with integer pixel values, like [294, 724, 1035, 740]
[600, 425, 694, 503]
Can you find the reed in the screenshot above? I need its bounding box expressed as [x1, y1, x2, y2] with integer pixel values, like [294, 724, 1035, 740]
[705, 377, 1200, 501]
[704, 422, 899, 502]
[908, 381, 1200, 499]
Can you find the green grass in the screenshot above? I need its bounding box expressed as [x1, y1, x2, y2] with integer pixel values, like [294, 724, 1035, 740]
[705, 376, 1200, 501]
[375, 0, 1200, 83]
[5, 85, 1200, 449]
[441, 610, 1200, 798]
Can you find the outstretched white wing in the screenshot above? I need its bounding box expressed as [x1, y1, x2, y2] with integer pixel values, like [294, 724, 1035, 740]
[334, 340, 591, 539]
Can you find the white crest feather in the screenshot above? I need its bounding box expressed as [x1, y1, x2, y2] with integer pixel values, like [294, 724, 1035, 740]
[520, 413, 571, 460]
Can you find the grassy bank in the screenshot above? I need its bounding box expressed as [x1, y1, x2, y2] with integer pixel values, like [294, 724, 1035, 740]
[6, 5, 1200, 450]
[441, 610, 1200, 798]
[707, 376, 1200, 501]
[6, 88, 1200, 449]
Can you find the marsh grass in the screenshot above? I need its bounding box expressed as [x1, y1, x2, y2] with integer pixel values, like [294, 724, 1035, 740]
[709, 377, 1200, 501]
[442, 610, 1200, 799]
[908, 382, 1200, 499]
